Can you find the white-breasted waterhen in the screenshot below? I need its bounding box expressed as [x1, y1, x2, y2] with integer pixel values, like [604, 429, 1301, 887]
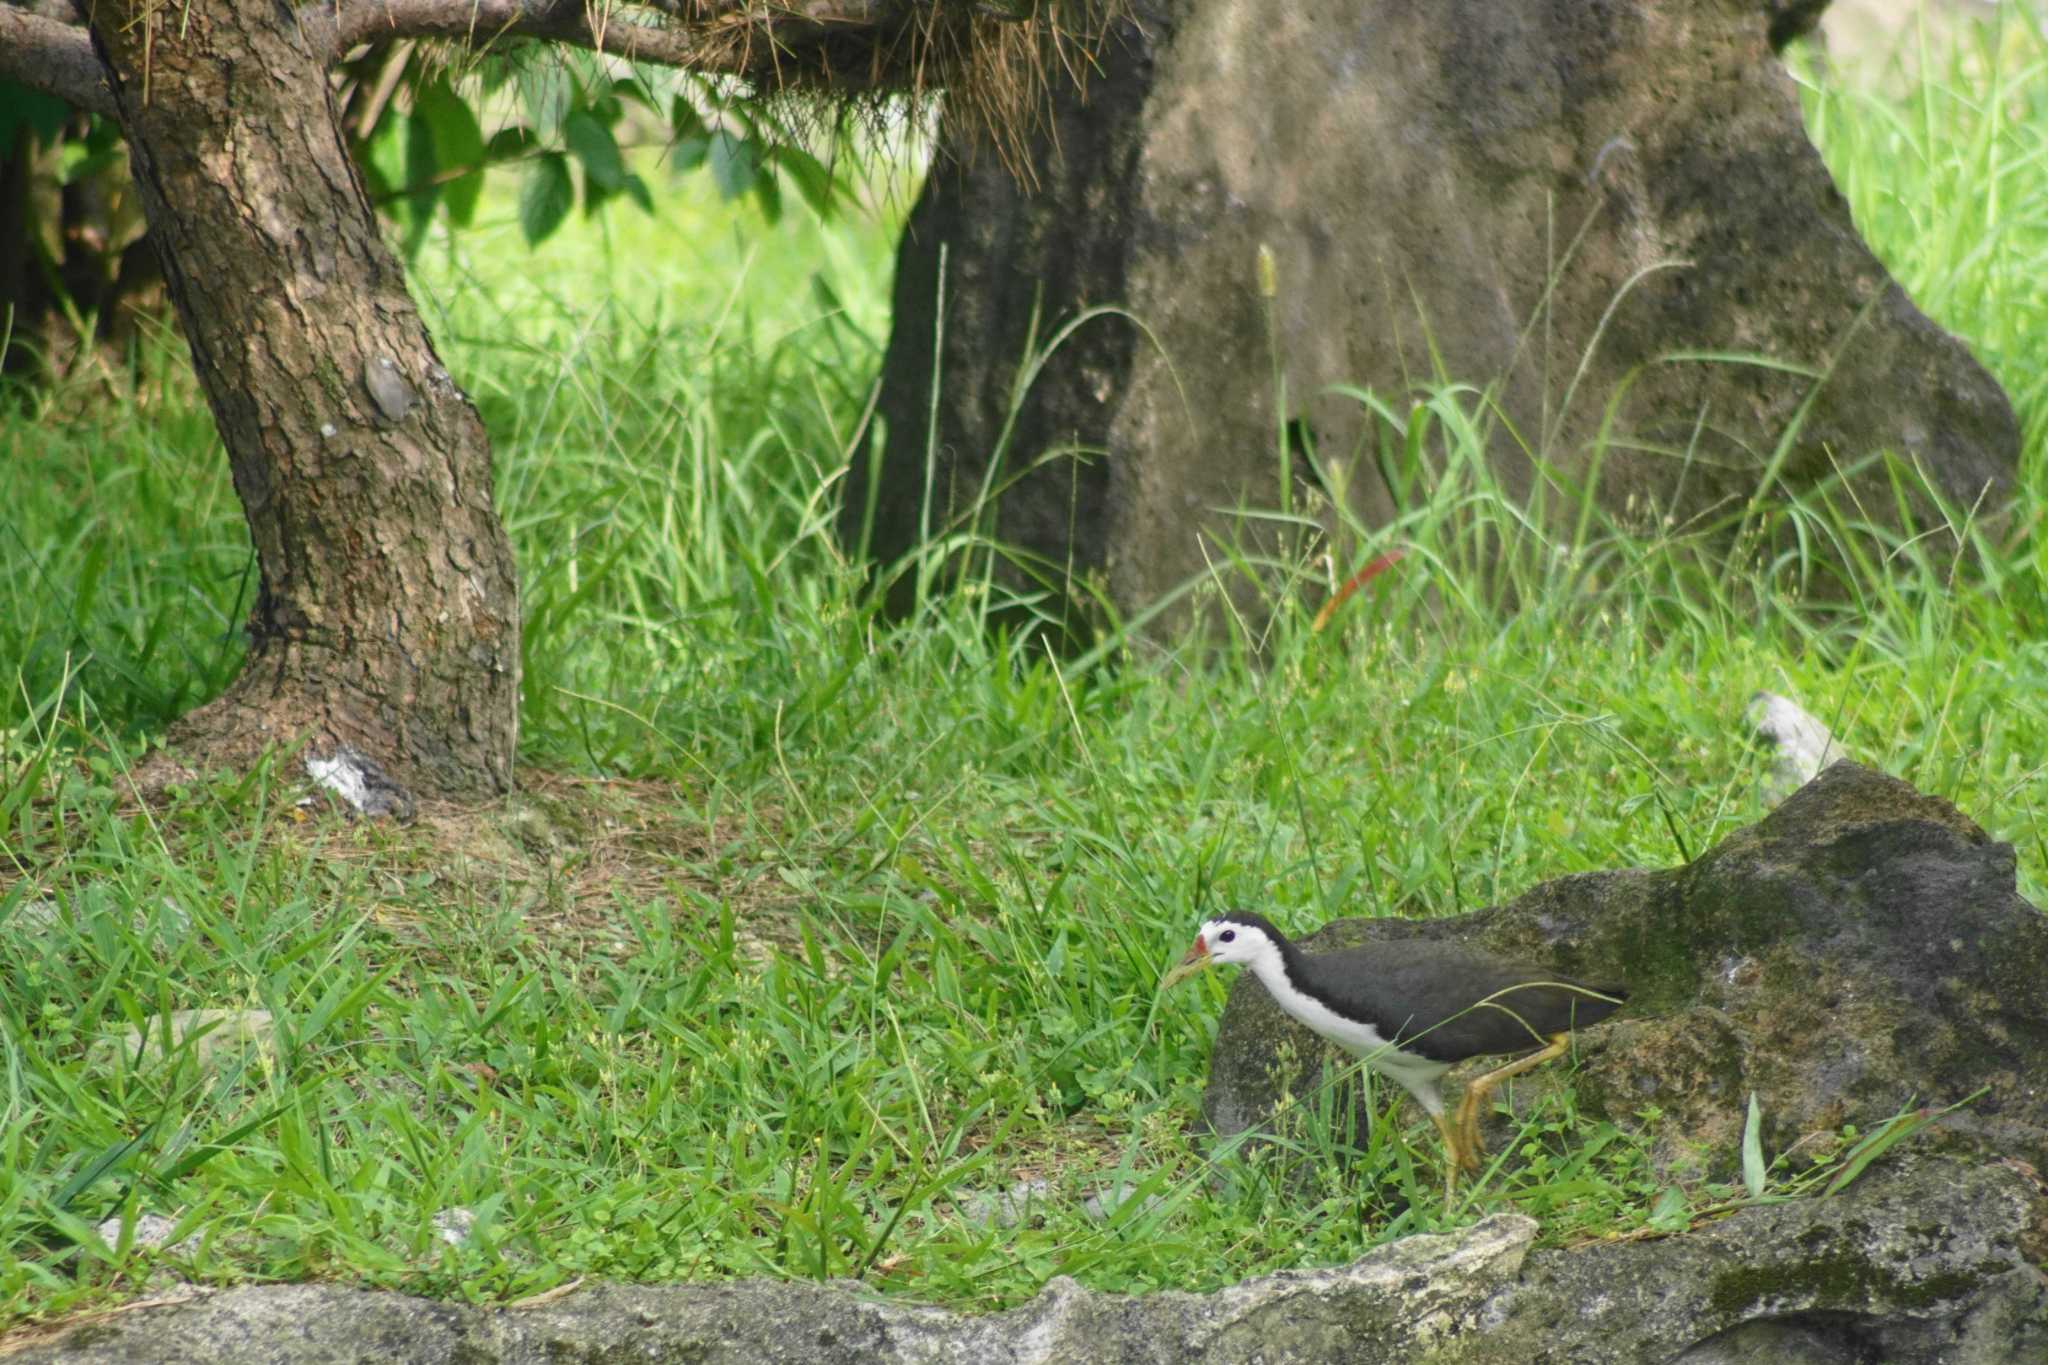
[1161, 910, 1627, 1185]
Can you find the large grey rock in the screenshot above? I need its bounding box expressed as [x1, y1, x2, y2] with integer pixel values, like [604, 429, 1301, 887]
[1201, 762, 2048, 1180]
[1494, 1157, 2048, 1365]
[852, 0, 2018, 632]
[16, 1159, 2044, 1363]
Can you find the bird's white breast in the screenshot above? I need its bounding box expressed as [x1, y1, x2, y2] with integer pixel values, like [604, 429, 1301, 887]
[1246, 952, 1452, 1113]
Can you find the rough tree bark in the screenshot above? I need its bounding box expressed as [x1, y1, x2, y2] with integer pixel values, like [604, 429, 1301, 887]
[857, 0, 2021, 639]
[83, 0, 522, 806]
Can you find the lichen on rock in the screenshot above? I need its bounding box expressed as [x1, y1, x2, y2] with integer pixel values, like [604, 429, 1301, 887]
[14, 1159, 2044, 1363]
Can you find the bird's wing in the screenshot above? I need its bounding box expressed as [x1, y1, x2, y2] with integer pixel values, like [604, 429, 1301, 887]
[1295, 942, 1625, 1064]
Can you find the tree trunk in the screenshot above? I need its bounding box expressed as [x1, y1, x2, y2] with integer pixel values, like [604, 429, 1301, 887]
[859, 0, 2019, 638]
[85, 0, 521, 804]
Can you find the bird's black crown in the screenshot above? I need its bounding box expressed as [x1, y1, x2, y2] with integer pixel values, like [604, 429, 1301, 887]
[1209, 909, 1285, 940]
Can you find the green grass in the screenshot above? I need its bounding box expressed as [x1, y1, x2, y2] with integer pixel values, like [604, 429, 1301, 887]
[4, 10, 2048, 1330]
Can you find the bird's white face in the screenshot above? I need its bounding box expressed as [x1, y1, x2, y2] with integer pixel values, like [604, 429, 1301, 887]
[1159, 917, 1277, 989]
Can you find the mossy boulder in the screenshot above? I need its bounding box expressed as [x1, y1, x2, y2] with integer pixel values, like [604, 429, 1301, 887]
[1203, 762, 2048, 1176]
[16, 1159, 2044, 1363]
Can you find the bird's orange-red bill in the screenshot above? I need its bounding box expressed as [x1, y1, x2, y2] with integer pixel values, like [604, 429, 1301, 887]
[1159, 935, 1210, 990]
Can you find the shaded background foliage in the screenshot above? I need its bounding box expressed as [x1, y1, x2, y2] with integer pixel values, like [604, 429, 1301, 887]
[0, 44, 859, 384]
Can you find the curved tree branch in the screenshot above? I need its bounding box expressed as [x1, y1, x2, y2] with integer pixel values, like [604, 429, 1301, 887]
[307, 0, 915, 77]
[7, 0, 952, 120]
[0, 5, 116, 116]
[307, 0, 723, 69]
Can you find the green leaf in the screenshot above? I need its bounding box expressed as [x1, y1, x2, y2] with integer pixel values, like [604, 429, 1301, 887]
[670, 134, 710, 174]
[611, 77, 657, 111]
[753, 170, 782, 226]
[357, 155, 394, 203]
[42, 1207, 114, 1262]
[0, 80, 73, 147]
[158, 1101, 292, 1182]
[403, 105, 440, 228]
[774, 146, 837, 220]
[623, 173, 655, 215]
[294, 961, 401, 1053]
[1741, 1091, 1765, 1200]
[486, 126, 537, 162]
[709, 130, 759, 200]
[1648, 1185, 1689, 1230]
[50, 1123, 156, 1214]
[476, 52, 518, 96]
[669, 94, 706, 141]
[519, 153, 574, 246]
[416, 77, 487, 227]
[1822, 1105, 1935, 1197]
[564, 109, 627, 192]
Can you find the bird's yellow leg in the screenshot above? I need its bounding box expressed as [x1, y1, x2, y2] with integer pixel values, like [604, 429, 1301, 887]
[1453, 1032, 1571, 1172]
[1430, 1108, 1465, 1199]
